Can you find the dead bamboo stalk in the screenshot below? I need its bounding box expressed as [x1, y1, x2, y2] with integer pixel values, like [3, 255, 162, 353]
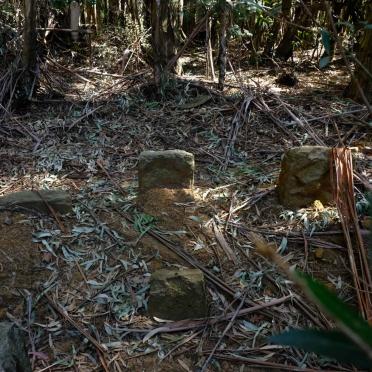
[331, 148, 372, 321]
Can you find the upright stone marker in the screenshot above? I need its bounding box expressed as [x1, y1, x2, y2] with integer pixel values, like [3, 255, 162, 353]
[278, 146, 333, 208]
[0, 322, 32, 372]
[138, 150, 195, 190]
[0, 189, 72, 214]
[148, 268, 208, 320]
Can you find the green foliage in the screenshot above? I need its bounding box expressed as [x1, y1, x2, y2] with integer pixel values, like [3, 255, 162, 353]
[271, 271, 372, 368]
[319, 29, 331, 68]
[134, 212, 156, 235]
[271, 330, 371, 368]
[295, 272, 372, 350]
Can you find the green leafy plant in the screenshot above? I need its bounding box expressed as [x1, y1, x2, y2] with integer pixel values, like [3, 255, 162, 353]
[134, 212, 156, 235]
[250, 232, 372, 369]
[319, 28, 331, 69]
[271, 271, 372, 369]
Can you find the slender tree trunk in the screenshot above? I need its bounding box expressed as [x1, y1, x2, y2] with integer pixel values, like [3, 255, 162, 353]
[86, 2, 96, 25]
[276, 0, 311, 61]
[218, 1, 231, 90]
[321, 1, 343, 64]
[22, 0, 37, 100]
[96, 0, 103, 31]
[264, 0, 291, 58]
[108, 0, 118, 25]
[206, 16, 215, 80]
[143, 0, 151, 30]
[80, 1, 86, 24]
[264, 18, 280, 58]
[102, 0, 108, 25]
[345, 3, 372, 103]
[182, 0, 196, 35]
[128, 0, 141, 29]
[150, 0, 177, 86]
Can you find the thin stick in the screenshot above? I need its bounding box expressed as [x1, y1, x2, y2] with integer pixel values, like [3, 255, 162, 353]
[44, 293, 107, 355]
[201, 292, 247, 372]
[141, 295, 292, 340]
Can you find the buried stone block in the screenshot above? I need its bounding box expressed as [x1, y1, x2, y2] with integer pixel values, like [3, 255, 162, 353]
[138, 150, 195, 190]
[0, 322, 32, 372]
[148, 268, 208, 320]
[0, 189, 72, 214]
[278, 146, 333, 208]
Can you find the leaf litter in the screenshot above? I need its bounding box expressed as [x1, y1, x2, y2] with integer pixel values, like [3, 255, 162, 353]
[0, 50, 371, 371]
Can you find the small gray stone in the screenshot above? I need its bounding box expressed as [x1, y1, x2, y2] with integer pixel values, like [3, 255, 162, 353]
[148, 268, 208, 320]
[0, 322, 31, 372]
[138, 150, 194, 190]
[0, 190, 72, 214]
[278, 146, 333, 208]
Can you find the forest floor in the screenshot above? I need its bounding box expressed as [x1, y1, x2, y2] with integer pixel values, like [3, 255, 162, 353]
[0, 38, 371, 371]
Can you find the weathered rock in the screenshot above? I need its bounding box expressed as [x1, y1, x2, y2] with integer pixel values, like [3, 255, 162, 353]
[0, 322, 32, 372]
[138, 150, 194, 190]
[148, 268, 208, 320]
[0, 189, 72, 214]
[278, 146, 333, 208]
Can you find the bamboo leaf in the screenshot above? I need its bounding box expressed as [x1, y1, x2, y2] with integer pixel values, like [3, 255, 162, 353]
[271, 329, 371, 369]
[320, 29, 331, 55]
[319, 55, 330, 69]
[294, 271, 372, 355]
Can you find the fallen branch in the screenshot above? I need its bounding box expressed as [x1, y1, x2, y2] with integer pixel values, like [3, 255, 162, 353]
[44, 294, 106, 353]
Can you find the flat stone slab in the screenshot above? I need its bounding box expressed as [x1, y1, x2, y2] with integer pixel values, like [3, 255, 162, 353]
[0, 189, 72, 214]
[148, 268, 208, 320]
[138, 150, 194, 190]
[0, 322, 31, 372]
[278, 146, 333, 208]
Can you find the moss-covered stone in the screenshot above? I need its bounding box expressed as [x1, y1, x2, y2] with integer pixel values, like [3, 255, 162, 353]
[0, 189, 72, 214]
[148, 268, 207, 320]
[138, 150, 194, 190]
[278, 146, 333, 208]
[0, 322, 31, 372]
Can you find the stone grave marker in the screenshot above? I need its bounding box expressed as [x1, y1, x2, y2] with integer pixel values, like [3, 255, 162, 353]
[278, 146, 333, 208]
[0, 322, 31, 372]
[148, 268, 208, 320]
[0, 189, 72, 214]
[138, 149, 195, 190]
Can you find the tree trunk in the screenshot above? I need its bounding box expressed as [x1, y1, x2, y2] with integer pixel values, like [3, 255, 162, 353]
[182, 0, 196, 35]
[80, 1, 86, 24]
[275, 0, 309, 61]
[143, 0, 151, 30]
[263, 18, 280, 58]
[128, 0, 141, 29]
[150, 0, 177, 86]
[206, 16, 215, 80]
[345, 3, 372, 103]
[102, 0, 108, 25]
[320, 1, 343, 64]
[86, 2, 96, 25]
[108, 0, 119, 25]
[21, 0, 37, 100]
[218, 1, 231, 90]
[264, 0, 291, 58]
[96, 0, 103, 31]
